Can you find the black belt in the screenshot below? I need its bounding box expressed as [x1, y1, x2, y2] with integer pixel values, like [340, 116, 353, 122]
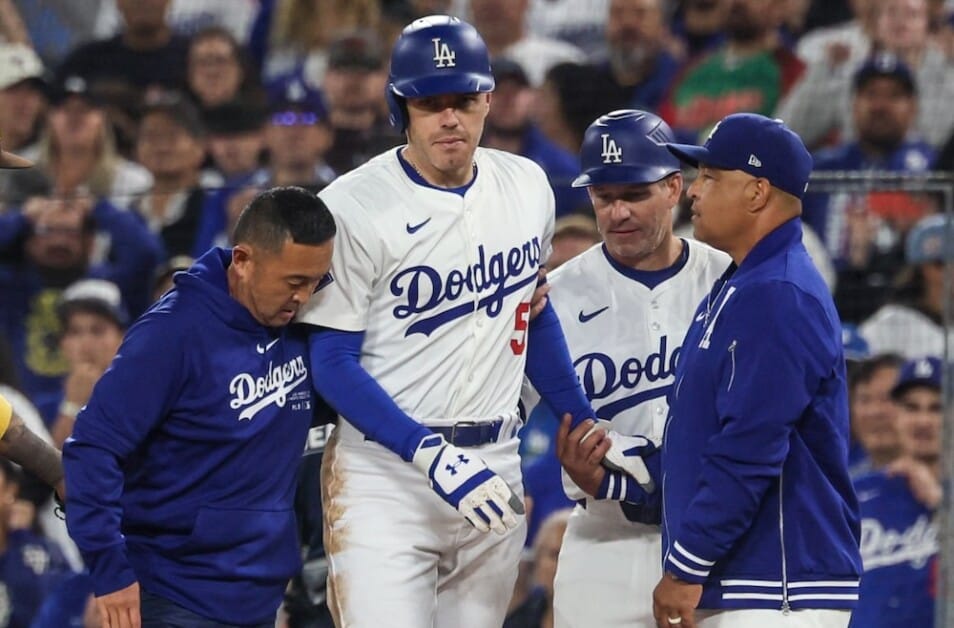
[430, 419, 504, 447]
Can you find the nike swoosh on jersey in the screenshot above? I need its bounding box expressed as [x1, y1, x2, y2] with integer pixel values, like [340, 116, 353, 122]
[406, 218, 432, 234]
[256, 338, 280, 354]
[578, 306, 610, 323]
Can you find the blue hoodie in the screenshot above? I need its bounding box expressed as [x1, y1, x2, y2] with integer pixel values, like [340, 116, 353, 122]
[64, 247, 314, 625]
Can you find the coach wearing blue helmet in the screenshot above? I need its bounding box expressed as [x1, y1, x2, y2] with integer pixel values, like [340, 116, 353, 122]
[296, 15, 610, 628]
[523, 109, 731, 627]
[651, 114, 862, 628]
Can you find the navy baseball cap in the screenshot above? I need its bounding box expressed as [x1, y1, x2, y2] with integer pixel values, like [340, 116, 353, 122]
[666, 113, 813, 199]
[853, 52, 916, 94]
[891, 356, 942, 398]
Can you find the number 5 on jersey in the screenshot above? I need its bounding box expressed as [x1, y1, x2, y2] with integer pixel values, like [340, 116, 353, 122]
[510, 302, 530, 355]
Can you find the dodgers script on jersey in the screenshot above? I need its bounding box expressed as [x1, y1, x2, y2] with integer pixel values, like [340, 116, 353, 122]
[544, 239, 729, 444]
[298, 146, 554, 422]
[530, 239, 729, 628]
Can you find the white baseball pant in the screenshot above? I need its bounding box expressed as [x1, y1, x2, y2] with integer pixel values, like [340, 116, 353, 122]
[553, 500, 661, 627]
[321, 422, 526, 628]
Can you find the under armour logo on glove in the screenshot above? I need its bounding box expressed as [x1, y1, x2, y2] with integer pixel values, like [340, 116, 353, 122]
[446, 454, 469, 475]
[412, 433, 524, 534]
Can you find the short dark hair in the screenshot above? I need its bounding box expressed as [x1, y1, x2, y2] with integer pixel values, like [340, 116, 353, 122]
[232, 186, 336, 252]
[848, 353, 904, 394]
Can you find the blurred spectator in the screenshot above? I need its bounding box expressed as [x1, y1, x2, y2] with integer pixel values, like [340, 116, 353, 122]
[534, 62, 627, 154]
[776, 0, 813, 47]
[593, 0, 683, 113]
[15, 0, 112, 67]
[92, 0, 259, 42]
[504, 508, 571, 628]
[264, 79, 335, 189]
[0, 44, 50, 208]
[186, 26, 263, 114]
[667, 0, 730, 61]
[262, 0, 381, 87]
[56, 0, 189, 94]
[468, 0, 586, 87]
[0, 191, 162, 403]
[777, 0, 954, 149]
[0, 457, 72, 628]
[201, 101, 267, 187]
[803, 54, 935, 323]
[849, 355, 942, 628]
[660, 0, 804, 143]
[37, 279, 127, 445]
[321, 30, 402, 176]
[151, 254, 193, 303]
[793, 0, 879, 66]
[0, 44, 48, 158]
[526, 0, 610, 59]
[132, 94, 211, 257]
[15, 75, 153, 211]
[483, 58, 589, 218]
[545, 213, 601, 270]
[0, 337, 79, 574]
[860, 214, 953, 358]
[847, 352, 904, 478]
[26, 571, 101, 628]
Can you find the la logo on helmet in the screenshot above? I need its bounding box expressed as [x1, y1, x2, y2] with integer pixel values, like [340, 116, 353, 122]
[601, 134, 623, 164]
[432, 38, 456, 68]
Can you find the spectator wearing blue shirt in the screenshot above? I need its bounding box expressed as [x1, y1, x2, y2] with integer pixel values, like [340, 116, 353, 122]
[803, 54, 936, 323]
[850, 356, 943, 628]
[0, 458, 72, 628]
[482, 58, 589, 218]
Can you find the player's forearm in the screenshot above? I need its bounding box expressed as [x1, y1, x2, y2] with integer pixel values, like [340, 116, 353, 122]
[309, 328, 432, 460]
[525, 301, 593, 428]
[0, 409, 64, 490]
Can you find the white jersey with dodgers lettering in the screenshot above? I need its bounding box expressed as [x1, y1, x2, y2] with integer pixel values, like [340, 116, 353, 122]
[298, 146, 553, 423]
[541, 238, 730, 628]
[296, 146, 554, 628]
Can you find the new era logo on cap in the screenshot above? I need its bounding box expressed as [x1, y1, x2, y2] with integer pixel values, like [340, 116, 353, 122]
[748, 154, 761, 167]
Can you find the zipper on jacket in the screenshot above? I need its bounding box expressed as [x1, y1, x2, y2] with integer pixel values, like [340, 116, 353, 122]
[779, 471, 790, 614]
[726, 340, 737, 391]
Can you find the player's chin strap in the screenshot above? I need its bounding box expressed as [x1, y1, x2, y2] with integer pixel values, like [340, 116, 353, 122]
[411, 433, 525, 535]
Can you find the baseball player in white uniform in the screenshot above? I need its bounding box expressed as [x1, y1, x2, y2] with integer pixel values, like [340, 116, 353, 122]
[532, 110, 730, 627]
[297, 16, 607, 628]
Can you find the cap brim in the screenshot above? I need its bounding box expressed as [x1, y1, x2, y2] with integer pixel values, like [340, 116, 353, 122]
[665, 143, 713, 168]
[0, 150, 33, 169]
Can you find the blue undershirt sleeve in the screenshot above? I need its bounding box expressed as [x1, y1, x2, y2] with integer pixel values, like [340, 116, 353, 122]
[525, 301, 593, 429]
[309, 329, 433, 461]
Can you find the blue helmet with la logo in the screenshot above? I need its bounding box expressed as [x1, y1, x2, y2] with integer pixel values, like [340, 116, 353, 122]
[572, 109, 681, 187]
[386, 15, 495, 130]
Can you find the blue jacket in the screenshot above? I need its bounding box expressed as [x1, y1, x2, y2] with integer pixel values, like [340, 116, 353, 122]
[63, 247, 314, 625]
[849, 471, 936, 627]
[661, 218, 862, 610]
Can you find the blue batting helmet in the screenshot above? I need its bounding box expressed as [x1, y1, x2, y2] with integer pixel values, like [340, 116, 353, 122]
[386, 15, 495, 130]
[572, 110, 681, 187]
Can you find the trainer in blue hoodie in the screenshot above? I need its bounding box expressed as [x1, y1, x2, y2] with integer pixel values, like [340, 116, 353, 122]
[63, 187, 336, 627]
[653, 114, 862, 628]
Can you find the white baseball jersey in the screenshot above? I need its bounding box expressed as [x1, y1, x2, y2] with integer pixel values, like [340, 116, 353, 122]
[298, 146, 553, 628]
[298, 146, 554, 425]
[538, 238, 730, 628]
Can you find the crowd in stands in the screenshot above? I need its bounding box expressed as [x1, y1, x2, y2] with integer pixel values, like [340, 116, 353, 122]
[0, 0, 952, 625]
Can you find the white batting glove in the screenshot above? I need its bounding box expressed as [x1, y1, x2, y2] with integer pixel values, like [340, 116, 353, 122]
[582, 420, 659, 493]
[412, 434, 525, 534]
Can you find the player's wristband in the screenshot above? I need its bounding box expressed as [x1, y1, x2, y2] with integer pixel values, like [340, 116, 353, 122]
[0, 392, 11, 440]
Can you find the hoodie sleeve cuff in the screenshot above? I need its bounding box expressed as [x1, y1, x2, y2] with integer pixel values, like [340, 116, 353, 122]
[83, 543, 138, 597]
[665, 540, 715, 584]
